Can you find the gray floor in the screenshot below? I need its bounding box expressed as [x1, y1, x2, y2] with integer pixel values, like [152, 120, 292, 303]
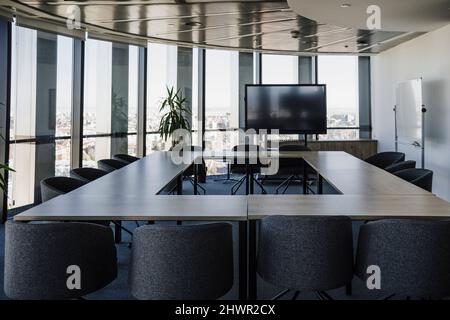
[0, 174, 395, 300]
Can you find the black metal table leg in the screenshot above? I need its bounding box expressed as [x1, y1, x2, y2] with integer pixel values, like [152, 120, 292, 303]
[318, 175, 323, 194]
[245, 164, 250, 195]
[193, 163, 198, 195]
[346, 281, 352, 296]
[248, 220, 257, 300]
[303, 159, 307, 195]
[239, 221, 248, 300]
[114, 221, 122, 244]
[177, 175, 183, 195]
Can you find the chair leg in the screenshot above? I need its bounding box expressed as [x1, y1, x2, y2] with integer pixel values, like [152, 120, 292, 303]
[112, 221, 133, 236]
[316, 291, 333, 300]
[231, 176, 246, 195]
[253, 175, 267, 194]
[271, 289, 290, 300]
[292, 291, 300, 300]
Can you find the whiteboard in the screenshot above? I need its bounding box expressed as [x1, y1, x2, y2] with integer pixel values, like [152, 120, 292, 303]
[395, 78, 424, 167]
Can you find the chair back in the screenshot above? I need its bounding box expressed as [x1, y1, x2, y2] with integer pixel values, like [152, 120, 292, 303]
[257, 216, 353, 291]
[4, 221, 117, 299]
[112, 154, 140, 163]
[70, 167, 108, 182]
[40, 176, 86, 202]
[355, 219, 450, 298]
[129, 223, 233, 300]
[365, 152, 405, 169]
[97, 159, 128, 172]
[394, 168, 433, 192]
[384, 160, 416, 173]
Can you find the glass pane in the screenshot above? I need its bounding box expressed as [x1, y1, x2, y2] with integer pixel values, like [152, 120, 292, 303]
[56, 35, 73, 138]
[318, 55, 359, 128]
[205, 49, 239, 130]
[128, 134, 137, 156]
[262, 54, 298, 84]
[55, 139, 71, 176]
[8, 142, 36, 209]
[10, 26, 37, 141]
[128, 45, 139, 133]
[147, 43, 177, 133]
[318, 129, 359, 140]
[82, 137, 111, 168]
[84, 39, 112, 135]
[146, 133, 172, 155]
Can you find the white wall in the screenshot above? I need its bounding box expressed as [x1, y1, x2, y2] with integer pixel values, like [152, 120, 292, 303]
[371, 24, 450, 200]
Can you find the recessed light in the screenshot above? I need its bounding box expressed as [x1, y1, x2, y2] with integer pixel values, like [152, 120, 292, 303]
[184, 21, 203, 27]
[340, 3, 352, 8]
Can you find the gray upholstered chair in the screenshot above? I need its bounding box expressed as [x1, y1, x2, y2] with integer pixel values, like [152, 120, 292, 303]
[4, 221, 117, 300]
[129, 223, 234, 300]
[384, 160, 416, 173]
[364, 152, 405, 169]
[70, 167, 108, 182]
[355, 219, 450, 299]
[257, 216, 353, 299]
[97, 159, 128, 172]
[394, 168, 433, 192]
[40, 176, 87, 202]
[112, 154, 140, 164]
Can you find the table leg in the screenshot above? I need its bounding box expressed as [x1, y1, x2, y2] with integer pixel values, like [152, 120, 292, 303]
[177, 175, 183, 195]
[318, 175, 323, 194]
[248, 220, 257, 300]
[193, 164, 198, 195]
[239, 221, 248, 300]
[303, 160, 307, 195]
[114, 221, 122, 244]
[245, 164, 250, 195]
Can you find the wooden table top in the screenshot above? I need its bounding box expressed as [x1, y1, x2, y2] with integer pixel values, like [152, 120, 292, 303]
[14, 150, 449, 222]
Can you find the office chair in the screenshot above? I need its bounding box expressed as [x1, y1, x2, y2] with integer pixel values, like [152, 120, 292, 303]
[129, 223, 233, 300]
[97, 159, 128, 172]
[257, 216, 353, 300]
[384, 160, 416, 174]
[364, 152, 405, 169]
[275, 144, 311, 194]
[394, 168, 433, 192]
[4, 221, 117, 300]
[70, 167, 109, 182]
[112, 154, 140, 164]
[355, 219, 450, 299]
[40, 176, 87, 202]
[230, 144, 267, 195]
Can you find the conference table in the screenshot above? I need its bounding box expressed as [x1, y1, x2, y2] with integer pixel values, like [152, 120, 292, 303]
[14, 150, 450, 300]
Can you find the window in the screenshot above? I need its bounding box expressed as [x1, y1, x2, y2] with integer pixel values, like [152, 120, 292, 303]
[318, 55, 359, 140]
[262, 54, 298, 84]
[8, 27, 74, 208]
[83, 40, 139, 167]
[146, 43, 177, 154]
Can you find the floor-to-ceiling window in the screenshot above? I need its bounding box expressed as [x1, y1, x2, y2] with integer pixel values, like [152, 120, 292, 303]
[204, 49, 240, 174]
[146, 43, 177, 154]
[262, 54, 298, 84]
[317, 55, 359, 140]
[8, 26, 74, 208]
[83, 39, 139, 167]
[261, 53, 300, 141]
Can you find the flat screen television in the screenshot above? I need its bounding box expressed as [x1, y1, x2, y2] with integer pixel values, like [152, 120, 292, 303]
[245, 84, 327, 134]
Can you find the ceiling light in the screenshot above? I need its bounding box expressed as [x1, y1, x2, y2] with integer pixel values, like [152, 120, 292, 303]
[340, 3, 352, 8]
[184, 21, 203, 27]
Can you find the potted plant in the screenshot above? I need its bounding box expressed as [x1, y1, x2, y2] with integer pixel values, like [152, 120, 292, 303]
[158, 86, 191, 148]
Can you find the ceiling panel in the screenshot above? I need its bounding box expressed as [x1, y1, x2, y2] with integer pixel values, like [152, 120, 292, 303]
[1, 0, 428, 54]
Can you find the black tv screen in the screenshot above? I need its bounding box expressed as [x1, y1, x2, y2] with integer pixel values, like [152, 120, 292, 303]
[245, 84, 327, 134]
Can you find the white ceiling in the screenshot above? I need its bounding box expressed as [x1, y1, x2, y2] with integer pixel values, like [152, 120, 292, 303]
[287, 0, 450, 32]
